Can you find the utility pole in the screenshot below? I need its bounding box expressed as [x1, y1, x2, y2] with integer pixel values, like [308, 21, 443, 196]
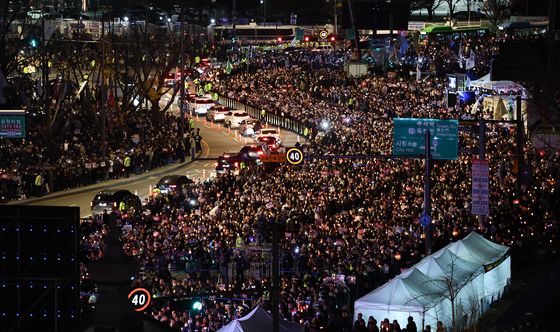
[179, 0, 185, 142]
[232, 0, 237, 38]
[346, 0, 361, 59]
[334, 0, 338, 35]
[424, 130, 433, 255]
[41, 0, 49, 118]
[100, 12, 107, 157]
[263, 0, 266, 26]
[515, 96, 524, 199]
[271, 215, 279, 332]
[478, 120, 486, 227]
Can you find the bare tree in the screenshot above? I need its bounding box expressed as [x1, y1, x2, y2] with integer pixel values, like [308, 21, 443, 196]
[444, 0, 462, 25]
[474, 0, 511, 30]
[111, 23, 180, 125]
[411, 0, 446, 20]
[425, 255, 480, 332]
[404, 253, 482, 332]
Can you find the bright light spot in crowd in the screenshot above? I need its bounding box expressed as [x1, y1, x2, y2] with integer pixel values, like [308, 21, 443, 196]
[189, 199, 197, 206]
[210, 18, 216, 24]
[123, 16, 129, 22]
[321, 119, 330, 130]
[192, 301, 203, 310]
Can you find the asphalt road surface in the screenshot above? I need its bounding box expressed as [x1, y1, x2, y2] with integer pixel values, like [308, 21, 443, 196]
[10, 118, 300, 218]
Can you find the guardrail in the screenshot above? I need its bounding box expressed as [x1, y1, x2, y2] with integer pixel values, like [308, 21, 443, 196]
[218, 95, 307, 136]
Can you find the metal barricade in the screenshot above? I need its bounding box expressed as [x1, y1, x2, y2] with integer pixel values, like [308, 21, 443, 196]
[217, 95, 306, 136]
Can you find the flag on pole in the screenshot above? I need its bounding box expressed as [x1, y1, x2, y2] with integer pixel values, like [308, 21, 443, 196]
[465, 50, 476, 70]
[458, 41, 464, 69]
[225, 61, 232, 75]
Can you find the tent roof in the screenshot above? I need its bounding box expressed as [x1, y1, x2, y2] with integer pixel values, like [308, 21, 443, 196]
[356, 232, 508, 315]
[469, 73, 525, 93]
[416, 248, 483, 281]
[354, 276, 427, 312]
[217, 307, 304, 332]
[446, 231, 509, 265]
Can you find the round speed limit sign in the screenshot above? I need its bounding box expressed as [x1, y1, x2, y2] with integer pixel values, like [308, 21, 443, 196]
[319, 30, 328, 40]
[286, 148, 304, 165]
[128, 288, 151, 312]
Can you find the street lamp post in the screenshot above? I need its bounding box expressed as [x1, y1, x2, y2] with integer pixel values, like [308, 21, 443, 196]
[179, 0, 186, 142]
[41, 0, 49, 120]
[100, 12, 107, 157]
[424, 130, 433, 255]
[271, 215, 279, 332]
[261, 0, 266, 26]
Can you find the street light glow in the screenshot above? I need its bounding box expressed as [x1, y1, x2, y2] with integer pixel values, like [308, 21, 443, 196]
[210, 18, 216, 24]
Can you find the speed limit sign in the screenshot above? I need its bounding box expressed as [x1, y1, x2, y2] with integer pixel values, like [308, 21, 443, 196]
[319, 30, 328, 40]
[286, 148, 304, 165]
[128, 288, 151, 312]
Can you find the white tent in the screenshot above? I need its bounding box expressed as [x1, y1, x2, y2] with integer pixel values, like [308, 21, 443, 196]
[469, 73, 526, 95]
[217, 306, 304, 332]
[446, 232, 511, 304]
[354, 232, 510, 330]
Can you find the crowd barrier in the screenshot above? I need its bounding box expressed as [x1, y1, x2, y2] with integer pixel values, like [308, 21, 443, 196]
[218, 95, 306, 136]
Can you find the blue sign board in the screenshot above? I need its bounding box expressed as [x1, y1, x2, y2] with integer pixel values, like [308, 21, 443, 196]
[419, 213, 431, 227]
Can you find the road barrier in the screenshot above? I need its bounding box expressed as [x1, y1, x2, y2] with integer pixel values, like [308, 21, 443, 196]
[218, 95, 306, 137]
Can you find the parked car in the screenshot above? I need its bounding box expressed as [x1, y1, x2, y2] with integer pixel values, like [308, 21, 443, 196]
[255, 128, 281, 145]
[156, 174, 193, 194]
[206, 105, 231, 122]
[239, 142, 271, 159]
[91, 189, 141, 216]
[215, 151, 244, 174]
[257, 136, 283, 152]
[224, 111, 250, 129]
[239, 119, 263, 136]
[190, 97, 215, 116]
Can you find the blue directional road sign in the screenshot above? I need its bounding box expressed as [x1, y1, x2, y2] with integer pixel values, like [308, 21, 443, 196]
[419, 213, 431, 227]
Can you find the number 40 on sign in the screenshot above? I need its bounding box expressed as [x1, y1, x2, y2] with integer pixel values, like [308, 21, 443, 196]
[128, 288, 151, 312]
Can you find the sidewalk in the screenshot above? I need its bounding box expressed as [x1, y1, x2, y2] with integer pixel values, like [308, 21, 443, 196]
[9, 149, 205, 205]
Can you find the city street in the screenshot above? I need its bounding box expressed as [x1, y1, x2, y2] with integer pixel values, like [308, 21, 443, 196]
[9, 118, 299, 217]
[2, 2, 559, 332]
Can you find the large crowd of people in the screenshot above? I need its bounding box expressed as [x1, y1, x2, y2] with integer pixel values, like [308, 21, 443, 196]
[70, 37, 560, 332]
[0, 28, 533, 331]
[0, 108, 192, 201]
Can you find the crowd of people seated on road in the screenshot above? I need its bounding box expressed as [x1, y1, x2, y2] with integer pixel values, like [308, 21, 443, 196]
[0, 110, 192, 201]
[98, 46, 560, 331]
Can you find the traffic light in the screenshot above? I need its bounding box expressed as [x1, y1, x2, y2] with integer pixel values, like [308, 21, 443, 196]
[330, 36, 336, 42]
[30, 38, 38, 48]
[304, 36, 310, 42]
[276, 36, 283, 42]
